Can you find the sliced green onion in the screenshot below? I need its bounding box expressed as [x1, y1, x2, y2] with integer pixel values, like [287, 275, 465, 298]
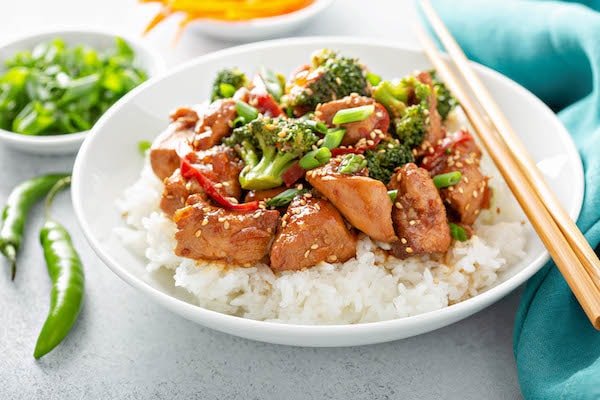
[366, 71, 382, 86]
[449, 223, 468, 242]
[332, 104, 375, 125]
[322, 128, 346, 149]
[232, 116, 246, 128]
[258, 67, 284, 101]
[388, 189, 398, 203]
[235, 101, 259, 123]
[219, 82, 236, 98]
[338, 154, 367, 175]
[266, 188, 306, 208]
[299, 147, 332, 170]
[304, 119, 328, 134]
[433, 171, 462, 188]
[138, 140, 151, 155]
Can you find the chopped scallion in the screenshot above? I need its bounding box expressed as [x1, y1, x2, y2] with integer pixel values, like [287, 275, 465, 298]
[433, 171, 462, 188]
[332, 105, 375, 125]
[449, 223, 468, 242]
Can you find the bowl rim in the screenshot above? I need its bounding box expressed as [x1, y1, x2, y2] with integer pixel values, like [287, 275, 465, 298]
[186, 0, 336, 28]
[0, 28, 166, 146]
[72, 36, 584, 339]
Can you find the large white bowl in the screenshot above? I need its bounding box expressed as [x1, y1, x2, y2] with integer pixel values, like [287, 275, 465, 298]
[187, 0, 335, 42]
[0, 29, 166, 155]
[72, 38, 584, 347]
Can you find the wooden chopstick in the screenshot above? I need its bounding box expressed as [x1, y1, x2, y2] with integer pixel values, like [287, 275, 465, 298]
[413, 20, 600, 328]
[419, 0, 600, 290]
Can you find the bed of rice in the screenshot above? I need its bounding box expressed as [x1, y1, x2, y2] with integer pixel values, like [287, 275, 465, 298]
[115, 118, 527, 325]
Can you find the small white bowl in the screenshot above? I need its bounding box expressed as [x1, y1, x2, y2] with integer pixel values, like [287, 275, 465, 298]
[0, 29, 165, 155]
[187, 0, 335, 42]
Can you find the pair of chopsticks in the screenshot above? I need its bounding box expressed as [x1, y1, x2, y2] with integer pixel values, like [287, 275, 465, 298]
[416, 0, 600, 328]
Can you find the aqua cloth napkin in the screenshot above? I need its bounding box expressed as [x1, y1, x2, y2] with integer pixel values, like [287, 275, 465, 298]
[424, 1, 600, 398]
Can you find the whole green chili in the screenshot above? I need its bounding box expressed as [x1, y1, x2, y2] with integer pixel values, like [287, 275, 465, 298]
[34, 176, 84, 359]
[0, 173, 70, 279]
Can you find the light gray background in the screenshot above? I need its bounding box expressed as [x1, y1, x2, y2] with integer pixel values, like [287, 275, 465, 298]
[0, 0, 523, 398]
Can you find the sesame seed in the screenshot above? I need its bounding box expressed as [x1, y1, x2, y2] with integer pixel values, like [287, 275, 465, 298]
[472, 191, 478, 198]
[395, 202, 403, 209]
[463, 176, 469, 183]
[401, 237, 407, 244]
[428, 146, 435, 154]
[277, 131, 287, 138]
[409, 220, 416, 226]
[480, 187, 485, 193]
[314, 203, 320, 210]
[458, 187, 464, 194]
[202, 218, 209, 226]
[267, 227, 273, 233]
[281, 221, 287, 228]
[405, 247, 414, 254]
[223, 221, 230, 229]
[317, 139, 324, 146]
[336, 77, 342, 85]
[376, 111, 383, 118]
[296, 184, 303, 190]
[300, 199, 307, 206]
[366, 140, 375, 146]
[166, 194, 174, 199]
[304, 250, 310, 258]
[311, 244, 319, 250]
[218, 217, 226, 222]
[194, 230, 202, 237]
[214, 183, 223, 188]
[474, 209, 480, 215]
[370, 131, 377, 139]
[456, 162, 463, 168]
[328, 255, 338, 262]
[305, 193, 312, 198]
[465, 203, 471, 210]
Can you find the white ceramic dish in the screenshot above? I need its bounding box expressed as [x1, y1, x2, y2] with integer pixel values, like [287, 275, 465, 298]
[187, 0, 335, 41]
[72, 37, 584, 347]
[0, 29, 166, 155]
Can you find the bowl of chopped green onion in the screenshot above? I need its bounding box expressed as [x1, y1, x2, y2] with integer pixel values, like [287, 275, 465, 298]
[0, 30, 165, 154]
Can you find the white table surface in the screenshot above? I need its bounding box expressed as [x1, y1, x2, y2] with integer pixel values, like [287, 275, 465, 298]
[0, 0, 524, 398]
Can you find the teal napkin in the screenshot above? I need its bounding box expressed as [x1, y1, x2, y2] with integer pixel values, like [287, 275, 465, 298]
[424, 1, 600, 398]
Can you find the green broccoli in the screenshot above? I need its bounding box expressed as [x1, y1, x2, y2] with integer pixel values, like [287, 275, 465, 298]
[430, 71, 458, 119]
[364, 140, 414, 183]
[225, 117, 319, 190]
[373, 75, 431, 148]
[211, 68, 248, 101]
[283, 49, 369, 113]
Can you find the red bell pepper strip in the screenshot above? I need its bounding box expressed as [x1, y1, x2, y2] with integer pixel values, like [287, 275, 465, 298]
[281, 161, 305, 187]
[421, 130, 473, 170]
[180, 158, 259, 212]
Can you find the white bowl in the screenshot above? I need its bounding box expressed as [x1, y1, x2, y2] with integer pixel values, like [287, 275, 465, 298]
[187, 0, 335, 41]
[72, 37, 584, 347]
[0, 29, 166, 155]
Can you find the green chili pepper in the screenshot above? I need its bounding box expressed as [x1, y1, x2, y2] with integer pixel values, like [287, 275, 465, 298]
[0, 173, 70, 279]
[34, 176, 84, 359]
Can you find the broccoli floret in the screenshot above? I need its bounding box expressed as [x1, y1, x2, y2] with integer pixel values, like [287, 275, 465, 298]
[283, 49, 369, 113]
[211, 68, 248, 101]
[365, 140, 414, 183]
[394, 104, 428, 148]
[430, 71, 458, 119]
[372, 75, 431, 148]
[225, 117, 319, 190]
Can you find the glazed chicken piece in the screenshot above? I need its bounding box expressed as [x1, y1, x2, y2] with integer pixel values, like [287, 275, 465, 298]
[174, 203, 280, 265]
[417, 71, 444, 149]
[430, 135, 490, 225]
[270, 195, 357, 271]
[315, 95, 390, 146]
[388, 163, 451, 259]
[150, 123, 195, 181]
[159, 145, 243, 217]
[306, 157, 397, 242]
[192, 99, 237, 150]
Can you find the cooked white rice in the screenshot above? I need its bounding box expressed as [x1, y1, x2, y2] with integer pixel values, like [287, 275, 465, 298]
[115, 111, 527, 325]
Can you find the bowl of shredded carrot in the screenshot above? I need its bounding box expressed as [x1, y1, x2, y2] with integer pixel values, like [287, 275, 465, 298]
[142, 0, 335, 42]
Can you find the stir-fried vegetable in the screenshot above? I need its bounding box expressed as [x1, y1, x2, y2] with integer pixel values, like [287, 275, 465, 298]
[225, 117, 319, 190]
[0, 37, 147, 135]
[431, 71, 458, 120]
[449, 223, 468, 242]
[387, 189, 398, 203]
[265, 188, 306, 208]
[337, 154, 367, 175]
[322, 128, 346, 149]
[299, 147, 331, 170]
[283, 49, 370, 113]
[364, 140, 414, 183]
[433, 171, 462, 188]
[211, 68, 248, 101]
[332, 105, 375, 125]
